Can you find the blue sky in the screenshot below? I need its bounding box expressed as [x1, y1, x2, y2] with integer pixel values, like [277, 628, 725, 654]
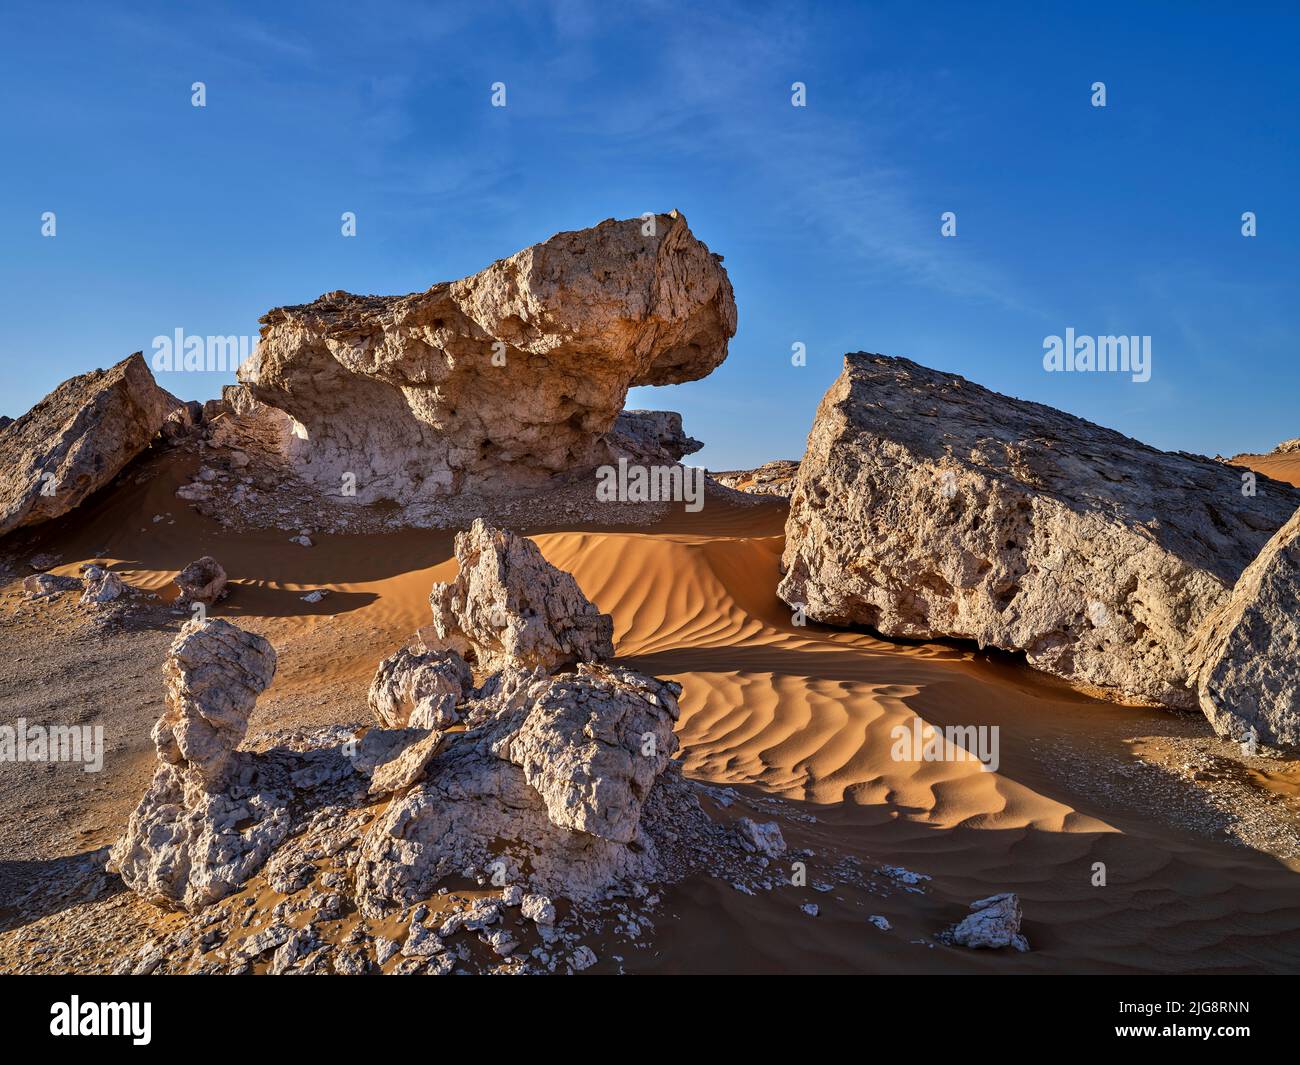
[2, 1, 1297, 469]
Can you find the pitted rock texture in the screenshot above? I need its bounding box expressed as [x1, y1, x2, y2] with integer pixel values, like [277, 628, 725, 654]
[354, 663, 681, 916]
[778, 354, 1300, 708]
[1190, 506, 1300, 748]
[0, 353, 180, 536]
[238, 211, 735, 502]
[950, 893, 1029, 951]
[490, 664, 681, 844]
[152, 618, 277, 787]
[368, 646, 473, 729]
[712, 459, 800, 497]
[609, 409, 703, 465]
[427, 519, 614, 671]
[110, 618, 284, 910]
[175, 556, 228, 605]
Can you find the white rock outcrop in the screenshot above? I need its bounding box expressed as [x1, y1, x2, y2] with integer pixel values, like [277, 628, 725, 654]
[353, 663, 681, 915]
[426, 519, 614, 671]
[367, 646, 473, 728]
[237, 212, 735, 502]
[779, 354, 1300, 708]
[109, 618, 282, 909]
[950, 893, 1030, 952]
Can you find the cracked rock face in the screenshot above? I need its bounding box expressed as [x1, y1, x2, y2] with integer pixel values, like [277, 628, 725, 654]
[153, 618, 277, 786]
[778, 354, 1300, 708]
[0, 353, 181, 536]
[427, 519, 614, 671]
[490, 664, 681, 844]
[237, 211, 735, 502]
[950, 893, 1029, 951]
[609, 410, 703, 465]
[175, 556, 228, 606]
[367, 646, 473, 728]
[1190, 506, 1300, 747]
[354, 663, 680, 916]
[110, 618, 282, 910]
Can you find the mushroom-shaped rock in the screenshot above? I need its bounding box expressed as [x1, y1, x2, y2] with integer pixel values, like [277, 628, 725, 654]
[151, 617, 277, 787]
[109, 618, 281, 910]
[237, 212, 735, 502]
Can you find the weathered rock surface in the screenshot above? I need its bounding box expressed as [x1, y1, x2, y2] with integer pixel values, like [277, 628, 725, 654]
[152, 618, 277, 786]
[22, 572, 82, 599]
[779, 354, 1300, 708]
[712, 459, 799, 497]
[354, 662, 680, 914]
[0, 353, 181, 536]
[237, 212, 735, 502]
[367, 729, 444, 795]
[609, 410, 703, 465]
[1190, 506, 1300, 747]
[426, 519, 614, 671]
[79, 565, 124, 606]
[109, 619, 283, 910]
[1271, 437, 1300, 455]
[949, 893, 1029, 951]
[175, 556, 228, 605]
[735, 818, 786, 857]
[368, 646, 473, 728]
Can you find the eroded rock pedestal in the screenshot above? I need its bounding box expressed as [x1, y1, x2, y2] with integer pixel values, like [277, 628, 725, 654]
[778, 354, 1300, 708]
[109, 618, 283, 910]
[237, 211, 735, 502]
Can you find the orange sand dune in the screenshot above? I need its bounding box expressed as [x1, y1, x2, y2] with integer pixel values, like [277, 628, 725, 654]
[1234, 452, 1300, 488]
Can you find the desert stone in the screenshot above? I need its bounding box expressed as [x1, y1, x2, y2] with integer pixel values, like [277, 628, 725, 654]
[0, 353, 181, 536]
[237, 212, 735, 502]
[1189, 506, 1300, 748]
[778, 354, 1300, 708]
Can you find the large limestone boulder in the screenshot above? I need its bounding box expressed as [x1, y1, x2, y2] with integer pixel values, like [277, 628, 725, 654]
[427, 519, 614, 671]
[238, 212, 735, 502]
[0, 353, 181, 536]
[778, 354, 1300, 708]
[1189, 506, 1300, 747]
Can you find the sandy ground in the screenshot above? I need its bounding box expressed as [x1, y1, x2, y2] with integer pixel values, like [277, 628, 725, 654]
[2, 446, 1300, 973]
